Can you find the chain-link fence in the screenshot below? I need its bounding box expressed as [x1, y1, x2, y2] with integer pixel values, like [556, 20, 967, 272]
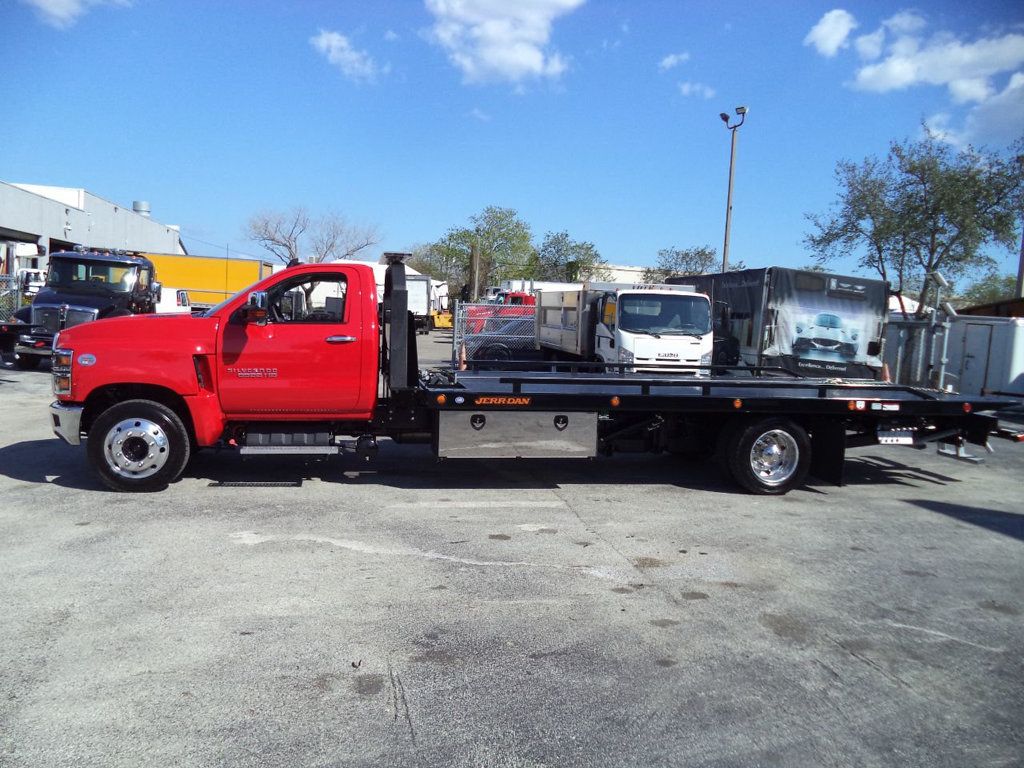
[452, 303, 537, 367]
[0, 275, 23, 320]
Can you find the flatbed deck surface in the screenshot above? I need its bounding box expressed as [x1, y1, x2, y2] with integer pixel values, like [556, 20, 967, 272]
[442, 369, 1017, 407]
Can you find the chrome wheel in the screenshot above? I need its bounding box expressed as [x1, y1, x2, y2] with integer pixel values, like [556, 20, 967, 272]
[102, 417, 170, 479]
[749, 429, 799, 487]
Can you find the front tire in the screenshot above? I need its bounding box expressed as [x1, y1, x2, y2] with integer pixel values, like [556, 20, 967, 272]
[87, 399, 191, 492]
[722, 417, 810, 495]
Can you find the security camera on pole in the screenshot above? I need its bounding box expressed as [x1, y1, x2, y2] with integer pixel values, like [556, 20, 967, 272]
[720, 106, 748, 273]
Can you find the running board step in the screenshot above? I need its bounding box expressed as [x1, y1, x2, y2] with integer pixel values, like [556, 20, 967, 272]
[239, 446, 341, 455]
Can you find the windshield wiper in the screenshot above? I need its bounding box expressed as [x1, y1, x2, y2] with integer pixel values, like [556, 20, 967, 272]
[627, 330, 661, 338]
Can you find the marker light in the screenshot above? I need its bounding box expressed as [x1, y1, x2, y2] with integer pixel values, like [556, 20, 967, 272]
[610, 396, 621, 407]
[733, 399, 743, 409]
[436, 394, 447, 405]
[962, 402, 972, 413]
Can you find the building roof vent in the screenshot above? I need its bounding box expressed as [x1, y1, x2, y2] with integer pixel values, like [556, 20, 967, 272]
[132, 200, 151, 217]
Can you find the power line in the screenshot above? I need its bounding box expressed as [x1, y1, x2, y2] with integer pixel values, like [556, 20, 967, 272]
[178, 230, 264, 260]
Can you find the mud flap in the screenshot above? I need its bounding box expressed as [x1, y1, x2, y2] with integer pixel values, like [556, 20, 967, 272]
[809, 420, 846, 486]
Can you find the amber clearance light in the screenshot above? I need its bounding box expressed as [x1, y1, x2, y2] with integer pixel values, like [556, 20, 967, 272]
[436, 394, 447, 405]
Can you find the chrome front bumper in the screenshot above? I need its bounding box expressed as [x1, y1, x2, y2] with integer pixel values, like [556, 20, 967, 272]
[49, 401, 84, 446]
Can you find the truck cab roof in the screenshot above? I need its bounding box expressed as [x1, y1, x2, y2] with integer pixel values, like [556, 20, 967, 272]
[50, 250, 156, 269]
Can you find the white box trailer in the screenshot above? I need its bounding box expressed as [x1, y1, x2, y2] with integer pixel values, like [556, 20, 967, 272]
[406, 274, 432, 334]
[887, 315, 1024, 396]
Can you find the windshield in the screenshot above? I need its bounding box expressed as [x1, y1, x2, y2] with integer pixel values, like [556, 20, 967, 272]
[814, 313, 843, 328]
[618, 293, 711, 335]
[201, 278, 264, 317]
[46, 259, 139, 294]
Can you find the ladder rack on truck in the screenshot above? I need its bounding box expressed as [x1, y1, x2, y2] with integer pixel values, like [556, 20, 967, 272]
[46, 256, 1019, 495]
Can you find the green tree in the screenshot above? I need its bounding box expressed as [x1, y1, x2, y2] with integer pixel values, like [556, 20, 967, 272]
[806, 132, 1024, 316]
[418, 206, 535, 297]
[536, 231, 609, 281]
[641, 246, 743, 282]
[956, 272, 1017, 308]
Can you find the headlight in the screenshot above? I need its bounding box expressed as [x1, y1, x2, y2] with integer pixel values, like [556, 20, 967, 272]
[52, 347, 73, 395]
[617, 347, 634, 363]
[700, 351, 712, 365]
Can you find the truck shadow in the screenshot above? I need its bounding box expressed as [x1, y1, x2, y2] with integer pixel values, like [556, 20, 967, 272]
[906, 499, 1024, 543]
[807, 454, 961, 489]
[0, 439, 105, 491]
[188, 448, 743, 495]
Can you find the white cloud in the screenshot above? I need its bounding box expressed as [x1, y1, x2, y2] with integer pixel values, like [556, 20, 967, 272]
[678, 81, 716, 99]
[853, 32, 1024, 95]
[948, 77, 994, 104]
[659, 52, 690, 71]
[425, 0, 585, 84]
[855, 29, 884, 60]
[384, 29, 399, 42]
[958, 72, 1024, 145]
[469, 107, 491, 121]
[21, 0, 130, 29]
[804, 9, 858, 58]
[883, 11, 926, 36]
[311, 30, 382, 83]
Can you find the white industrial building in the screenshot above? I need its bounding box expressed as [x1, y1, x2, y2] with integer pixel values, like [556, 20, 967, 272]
[0, 181, 186, 275]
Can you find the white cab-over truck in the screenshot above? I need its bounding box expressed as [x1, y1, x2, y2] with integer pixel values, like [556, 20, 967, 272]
[536, 282, 713, 373]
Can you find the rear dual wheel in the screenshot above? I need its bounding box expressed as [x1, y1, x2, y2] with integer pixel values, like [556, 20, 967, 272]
[721, 417, 810, 495]
[87, 399, 191, 492]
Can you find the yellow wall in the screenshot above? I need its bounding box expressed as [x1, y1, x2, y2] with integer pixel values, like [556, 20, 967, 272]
[144, 254, 274, 306]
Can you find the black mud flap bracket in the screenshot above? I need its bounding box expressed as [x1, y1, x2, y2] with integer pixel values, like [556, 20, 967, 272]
[811, 420, 846, 486]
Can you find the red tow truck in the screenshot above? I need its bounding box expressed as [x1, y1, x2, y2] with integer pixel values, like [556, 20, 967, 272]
[47, 255, 1017, 494]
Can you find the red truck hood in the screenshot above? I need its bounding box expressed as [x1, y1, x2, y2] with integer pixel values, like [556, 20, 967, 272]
[57, 312, 220, 355]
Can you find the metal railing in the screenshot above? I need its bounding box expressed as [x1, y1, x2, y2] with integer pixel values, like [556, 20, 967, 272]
[452, 302, 537, 367]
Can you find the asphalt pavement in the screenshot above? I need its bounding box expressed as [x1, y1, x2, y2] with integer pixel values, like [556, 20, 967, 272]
[0, 335, 1022, 768]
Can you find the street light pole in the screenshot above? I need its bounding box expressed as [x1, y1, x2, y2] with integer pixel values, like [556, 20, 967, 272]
[1016, 155, 1024, 298]
[720, 106, 748, 273]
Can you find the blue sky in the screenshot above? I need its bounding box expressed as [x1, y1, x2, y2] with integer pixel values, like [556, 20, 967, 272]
[2, 0, 1022, 279]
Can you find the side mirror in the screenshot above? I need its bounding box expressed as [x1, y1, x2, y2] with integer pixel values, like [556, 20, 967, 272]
[151, 281, 162, 303]
[245, 291, 269, 325]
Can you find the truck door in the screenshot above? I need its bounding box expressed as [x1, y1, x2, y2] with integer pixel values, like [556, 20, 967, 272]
[217, 270, 364, 415]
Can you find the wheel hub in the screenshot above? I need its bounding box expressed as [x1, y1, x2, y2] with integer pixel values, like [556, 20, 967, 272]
[750, 429, 799, 486]
[102, 418, 170, 479]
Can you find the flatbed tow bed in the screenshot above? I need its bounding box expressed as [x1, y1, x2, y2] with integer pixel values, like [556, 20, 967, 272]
[46, 256, 1020, 494]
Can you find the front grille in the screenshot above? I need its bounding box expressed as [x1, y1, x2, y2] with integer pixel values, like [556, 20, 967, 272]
[812, 337, 841, 348]
[31, 304, 98, 331]
[65, 308, 98, 328]
[32, 306, 60, 332]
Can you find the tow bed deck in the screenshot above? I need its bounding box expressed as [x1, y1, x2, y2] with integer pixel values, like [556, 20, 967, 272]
[422, 367, 1017, 417]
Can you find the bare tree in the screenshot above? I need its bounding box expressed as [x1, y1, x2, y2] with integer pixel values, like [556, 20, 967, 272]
[245, 207, 310, 264]
[246, 207, 381, 264]
[310, 212, 380, 263]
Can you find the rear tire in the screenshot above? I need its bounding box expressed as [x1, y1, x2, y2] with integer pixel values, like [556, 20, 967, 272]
[87, 399, 191, 492]
[13, 353, 42, 370]
[723, 417, 810, 495]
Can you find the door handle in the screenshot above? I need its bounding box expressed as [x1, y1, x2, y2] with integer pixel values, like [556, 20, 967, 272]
[325, 335, 357, 344]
